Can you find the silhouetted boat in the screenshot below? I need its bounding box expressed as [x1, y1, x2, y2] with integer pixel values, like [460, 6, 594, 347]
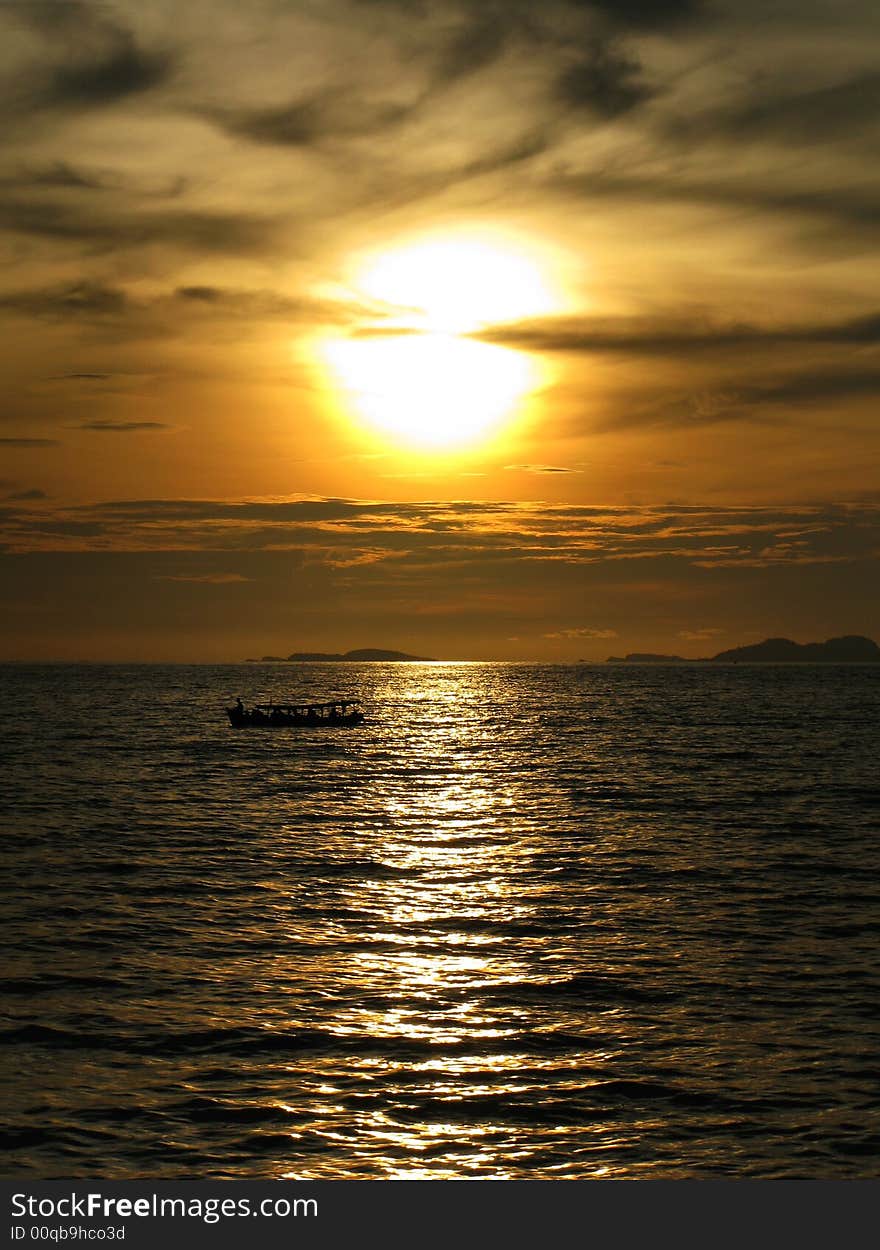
[227, 698, 365, 728]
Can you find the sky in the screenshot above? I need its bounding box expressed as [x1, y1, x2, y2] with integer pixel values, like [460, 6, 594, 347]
[1, 0, 878, 661]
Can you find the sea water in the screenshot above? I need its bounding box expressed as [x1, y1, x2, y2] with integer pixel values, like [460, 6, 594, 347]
[2, 662, 879, 1178]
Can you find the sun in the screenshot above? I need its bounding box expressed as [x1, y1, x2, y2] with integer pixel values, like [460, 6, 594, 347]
[356, 233, 558, 335]
[322, 331, 538, 447]
[320, 230, 559, 448]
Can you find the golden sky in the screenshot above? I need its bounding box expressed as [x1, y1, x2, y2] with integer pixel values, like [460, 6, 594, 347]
[1, 0, 878, 659]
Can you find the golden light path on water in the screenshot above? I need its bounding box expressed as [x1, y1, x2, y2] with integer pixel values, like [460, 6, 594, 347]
[318, 232, 560, 449]
[266, 670, 625, 1180]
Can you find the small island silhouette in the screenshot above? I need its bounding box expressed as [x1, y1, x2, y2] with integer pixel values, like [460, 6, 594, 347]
[246, 648, 434, 663]
[606, 635, 880, 663]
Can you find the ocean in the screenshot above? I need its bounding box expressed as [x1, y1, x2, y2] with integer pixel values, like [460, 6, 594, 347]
[2, 661, 879, 1179]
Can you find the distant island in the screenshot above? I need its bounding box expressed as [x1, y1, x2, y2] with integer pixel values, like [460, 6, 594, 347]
[607, 635, 880, 663]
[711, 636, 880, 662]
[246, 648, 435, 662]
[606, 652, 690, 664]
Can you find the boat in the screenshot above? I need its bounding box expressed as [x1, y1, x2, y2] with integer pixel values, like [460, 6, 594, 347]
[226, 697, 365, 728]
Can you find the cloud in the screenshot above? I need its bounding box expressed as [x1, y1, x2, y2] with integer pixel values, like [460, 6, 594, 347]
[5, 489, 48, 501]
[39, 36, 172, 112]
[474, 309, 880, 356]
[1, 497, 876, 577]
[75, 421, 171, 432]
[356, 0, 708, 34]
[431, 14, 512, 86]
[1, 161, 185, 199]
[157, 572, 252, 584]
[709, 367, 880, 412]
[572, 0, 707, 28]
[197, 8, 527, 153]
[504, 464, 582, 474]
[446, 127, 552, 181]
[555, 40, 656, 117]
[0, 281, 128, 319]
[49, 373, 114, 381]
[14, 161, 109, 191]
[172, 284, 385, 326]
[0, 199, 280, 255]
[545, 626, 618, 638]
[8, 5, 174, 116]
[546, 168, 880, 253]
[205, 90, 413, 149]
[0, 437, 60, 447]
[671, 71, 880, 148]
[0, 278, 383, 351]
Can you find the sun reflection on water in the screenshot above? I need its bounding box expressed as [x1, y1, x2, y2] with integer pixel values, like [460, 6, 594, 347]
[198, 665, 685, 1179]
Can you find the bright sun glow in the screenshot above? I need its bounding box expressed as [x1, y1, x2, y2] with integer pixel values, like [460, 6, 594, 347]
[322, 332, 539, 447]
[357, 235, 558, 335]
[320, 232, 558, 448]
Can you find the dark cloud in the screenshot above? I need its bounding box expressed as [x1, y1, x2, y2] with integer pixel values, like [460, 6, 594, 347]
[0, 438, 60, 447]
[431, 15, 512, 86]
[86, 498, 431, 525]
[4, 519, 105, 540]
[571, 0, 706, 27]
[635, 365, 880, 433]
[5, 489, 48, 501]
[11, 0, 113, 36]
[673, 72, 880, 147]
[8, 5, 173, 114]
[717, 367, 880, 412]
[556, 40, 655, 117]
[209, 95, 332, 148]
[714, 185, 880, 240]
[172, 285, 379, 325]
[475, 309, 880, 355]
[157, 572, 253, 584]
[207, 91, 412, 149]
[0, 281, 128, 319]
[0, 162, 187, 202]
[549, 166, 880, 246]
[39, 35, 172, 111]
[76, 421, 170, 432]
[0, 198, 280, 255]
[504, 464, 581, 474]
[175, 286, 228, 303]
[49, 373, 113, 381]
[355, 0, 707, 32]
[0, 278, 387, 340]
[17, 161, 108, 190]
